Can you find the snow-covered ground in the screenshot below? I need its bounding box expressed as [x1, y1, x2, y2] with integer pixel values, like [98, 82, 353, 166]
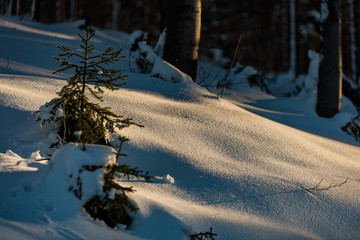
[1, 15, 360, 240]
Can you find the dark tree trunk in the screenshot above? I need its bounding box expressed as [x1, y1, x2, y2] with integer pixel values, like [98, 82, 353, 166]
[289, 0, 297, 78]
[163, 0, 201, 81]
[354, 0, 360, 84]
[316, 0, 342, 118]
[33, 0, 57, 23]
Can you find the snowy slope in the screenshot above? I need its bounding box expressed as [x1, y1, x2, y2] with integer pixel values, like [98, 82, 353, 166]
[1, 15, 360, 240]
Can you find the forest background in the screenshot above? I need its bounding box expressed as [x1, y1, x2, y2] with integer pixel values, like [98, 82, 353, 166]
[2, 0, 359, 81]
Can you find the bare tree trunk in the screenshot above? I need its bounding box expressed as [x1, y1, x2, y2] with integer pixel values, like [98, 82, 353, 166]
[163, 0, 201, 81]
[69, 0, 74, 21]
[15, 0, 19, 15]
[316, 0, 342, 118]
[355, 0, 360, 84]
[55, 0, 61, 22]
[6, 0, 13, 15]
[289, 0, 297, 79]
[348, 0, 357, 83]
[30, 0, 36, 19]
[281, 0, 289, 72]
[112, 0, 117, 30]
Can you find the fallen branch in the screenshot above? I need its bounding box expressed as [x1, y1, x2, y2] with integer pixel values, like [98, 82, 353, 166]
[304, 178, 348, 193]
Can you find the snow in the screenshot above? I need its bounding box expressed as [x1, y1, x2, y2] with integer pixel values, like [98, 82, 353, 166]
[153, 28, 166, 57]
[272, 50, 321, 98]
[307, 10, 321, 22]
[0, 18, 76, 40]
[128, 30, 148, 50]
[1, 15, 360, 240]
[320, 1, 329, 23]
[48, 143, 116, 202]
[137, 42, 193, 83]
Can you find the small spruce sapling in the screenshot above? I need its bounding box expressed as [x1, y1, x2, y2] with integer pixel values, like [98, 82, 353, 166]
[83, 136, 153, 228]
[37, 27, 139, 150]
[342, 115, 360, 141]
[37, 28, 152, 228]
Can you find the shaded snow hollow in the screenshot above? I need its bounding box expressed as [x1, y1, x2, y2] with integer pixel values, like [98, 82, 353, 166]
[0, 15, 360, 240]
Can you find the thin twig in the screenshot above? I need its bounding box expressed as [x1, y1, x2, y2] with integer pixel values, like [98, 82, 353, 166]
[128, 50, 132, 72]
[6, 58, 10, 69]
[62, 102, 66, 145]
[190, 227, 217, 240]
[34, 158, 51, 161]
[304, 178, 348, 193]
[91, 132, 107, 145]
[220, 34, 242, 98]
[112, 136, 129, 162]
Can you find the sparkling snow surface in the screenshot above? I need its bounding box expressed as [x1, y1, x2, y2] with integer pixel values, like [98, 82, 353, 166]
[0, 15, 360, 240]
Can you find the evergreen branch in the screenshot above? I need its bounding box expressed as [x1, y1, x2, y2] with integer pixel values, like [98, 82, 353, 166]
[112, 164, 153, 183]
[85, 85, 104, 101]
[114, 135, 129, 161]
[53, 65, 75, 74]
[57, 45, 82, 58]
[104, 47, 113, 53]
[67, 74, 81, 85]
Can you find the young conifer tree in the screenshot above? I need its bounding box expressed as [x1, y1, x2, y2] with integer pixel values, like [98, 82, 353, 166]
[38, 27, 138, 150]
[83, 136, 152, 228]
[37, 28, 152, 227]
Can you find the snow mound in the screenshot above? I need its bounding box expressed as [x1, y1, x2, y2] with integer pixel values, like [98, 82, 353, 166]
[47, 143, 116, 202]
[137, 42, 193, 83]
[0, 150, 46, 172]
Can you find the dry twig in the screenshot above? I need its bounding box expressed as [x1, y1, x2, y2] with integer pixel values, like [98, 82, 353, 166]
[34, 158, 51, 161]
[304, 178, 348, 193]
[220, 34, 242, 98]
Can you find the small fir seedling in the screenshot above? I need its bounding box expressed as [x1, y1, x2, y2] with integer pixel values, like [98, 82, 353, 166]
[37, 27, 140, 150]
[83, 136, 153, 228]
[37, 28, 152, 228]
[342, 115, 360, 141]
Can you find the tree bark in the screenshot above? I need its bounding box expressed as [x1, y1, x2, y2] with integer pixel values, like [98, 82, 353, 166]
[316, 0, 342, 118]
[30, 0, 36, 19]
[163, 0, 201, 81]
[289, 0, 297, 79]
[6, 0, 13, 15]
[355, 0, 360, 84]
[348, 0, 357, 82]
[112, 0, 118, 30]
